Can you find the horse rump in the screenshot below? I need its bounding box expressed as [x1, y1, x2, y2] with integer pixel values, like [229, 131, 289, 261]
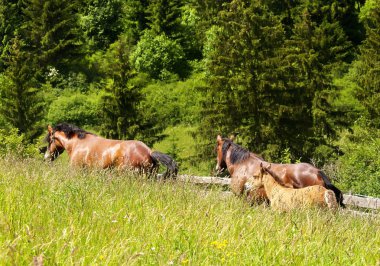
[150, 151, 178, 178]
[324, 190, 339, 209]
[319, 171, 345, 208]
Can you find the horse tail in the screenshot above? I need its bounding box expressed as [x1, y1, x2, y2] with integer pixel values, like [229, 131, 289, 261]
[324, 190, 338, 209]
[150, 151, 178, 178]
[319, 171, 345, 208]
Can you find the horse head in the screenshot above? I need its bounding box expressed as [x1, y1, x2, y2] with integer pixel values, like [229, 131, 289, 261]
[215, 135, 228, 174]
[43, 125, 65, 161]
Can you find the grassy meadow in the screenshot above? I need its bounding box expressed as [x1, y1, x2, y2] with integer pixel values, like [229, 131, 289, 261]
[0, 158, 379, 265]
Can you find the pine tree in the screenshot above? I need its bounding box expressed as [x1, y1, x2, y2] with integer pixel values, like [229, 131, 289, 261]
[281, 1, 353, 160]
[123, 0, 149, 43]
[0, 0, 23, 71]
[146, 0, 183, 39]
[21, 0, 83, 75]
[99, 36, 142, 140]
[199, 0, 286, 160]
[353, 0, 380, 127]
[0, 37, 44, 141]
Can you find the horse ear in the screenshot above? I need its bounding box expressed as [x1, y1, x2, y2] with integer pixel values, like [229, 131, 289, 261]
[229, 132, 239, 141]
[48, 125, 53, 133]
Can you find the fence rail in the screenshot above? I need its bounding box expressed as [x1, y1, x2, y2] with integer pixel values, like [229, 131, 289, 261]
[176, 175, 380, 210]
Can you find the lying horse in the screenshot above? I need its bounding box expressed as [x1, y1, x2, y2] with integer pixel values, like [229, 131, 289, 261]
[215, 135, 344, 207]
[256, 164, 338, 211]
[42, 123, 178, 177]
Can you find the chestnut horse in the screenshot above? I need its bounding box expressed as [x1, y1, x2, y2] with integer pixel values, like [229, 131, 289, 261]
[215, 135, 344, 207]
[43, 123, 178, 177]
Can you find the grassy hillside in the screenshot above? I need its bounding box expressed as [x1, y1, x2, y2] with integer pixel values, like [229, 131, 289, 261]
[153, 125, 213, 176]
[0, 158, 379, 265]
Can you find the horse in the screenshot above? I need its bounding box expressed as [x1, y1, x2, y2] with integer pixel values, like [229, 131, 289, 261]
[253, 163, 338, 211]
[215, 135, 344, 207]
[42, 123, 178, 177]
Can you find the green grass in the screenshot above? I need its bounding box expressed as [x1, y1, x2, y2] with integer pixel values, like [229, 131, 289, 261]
[153, 125, 213, 176]
[0, 158, 379, 265]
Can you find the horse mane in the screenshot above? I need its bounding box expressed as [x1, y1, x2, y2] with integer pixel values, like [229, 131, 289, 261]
[222, 139, 251, 164]
[51, 123, 95, 139]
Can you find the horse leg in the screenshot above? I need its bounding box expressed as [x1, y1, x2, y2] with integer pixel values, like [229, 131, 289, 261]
[230, 176, 247, 196]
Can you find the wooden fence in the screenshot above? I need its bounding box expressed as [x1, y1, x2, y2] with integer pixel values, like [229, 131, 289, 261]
[176, 175, 380, 210]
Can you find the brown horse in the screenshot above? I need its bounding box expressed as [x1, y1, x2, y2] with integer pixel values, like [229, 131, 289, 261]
[43, 123, 178, 177]
[255, 163, 338, 211]
[215, 135, 344, 207]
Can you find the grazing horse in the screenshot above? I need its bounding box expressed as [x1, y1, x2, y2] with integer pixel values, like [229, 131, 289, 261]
[215, 135, 344, 207]
[254, 164, 338, 211]
[43, 123, 178, 177]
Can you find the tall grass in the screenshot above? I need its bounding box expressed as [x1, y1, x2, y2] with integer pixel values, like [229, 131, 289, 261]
[0, 158, 379, 265]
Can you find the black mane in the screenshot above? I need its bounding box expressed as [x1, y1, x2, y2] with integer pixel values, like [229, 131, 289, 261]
[222, 139, 251, 164]
[46, 123, 94, 140]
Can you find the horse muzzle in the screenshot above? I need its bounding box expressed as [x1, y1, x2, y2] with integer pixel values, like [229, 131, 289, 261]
[44, 152, 53, 161]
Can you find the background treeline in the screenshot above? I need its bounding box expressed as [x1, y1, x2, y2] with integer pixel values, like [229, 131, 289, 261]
[0, 0, 379, 196]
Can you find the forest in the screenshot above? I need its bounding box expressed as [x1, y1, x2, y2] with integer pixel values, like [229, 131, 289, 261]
[0, 0, 379, 196]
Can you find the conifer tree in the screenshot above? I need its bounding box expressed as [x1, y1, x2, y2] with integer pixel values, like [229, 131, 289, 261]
[99, 36, 142, 140]
[199, 0, 286, 159]
[352, 0, 380, 127]
[0, 37, 44, 141]
[124, 0, 149, 43]
[21, 0, 83, 75]
[146, 0, 183, 39]
[0, 0, 23, 71]
[283, 1, 353, 159]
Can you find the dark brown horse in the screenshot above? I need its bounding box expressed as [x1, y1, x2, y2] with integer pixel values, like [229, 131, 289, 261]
[43, 123, 178, 177]
[215, 135, 344, 207]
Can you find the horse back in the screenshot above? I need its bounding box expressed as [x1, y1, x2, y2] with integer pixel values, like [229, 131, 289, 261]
[71, 137, 153, 169]
[268, 162, 324, 188]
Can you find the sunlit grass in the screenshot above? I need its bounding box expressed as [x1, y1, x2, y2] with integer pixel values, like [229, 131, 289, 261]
[0, 158, 379, 265]
[153, 125, 213, 175]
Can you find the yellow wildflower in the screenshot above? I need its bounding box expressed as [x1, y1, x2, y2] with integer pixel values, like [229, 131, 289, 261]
[210, 240, 228, 250]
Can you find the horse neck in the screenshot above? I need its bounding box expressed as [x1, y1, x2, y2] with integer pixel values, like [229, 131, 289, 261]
[55, 134, 84, 156]
[262, 173, 279, 198]
[224, 149, 235, 172]
[225, 148, 257, 165]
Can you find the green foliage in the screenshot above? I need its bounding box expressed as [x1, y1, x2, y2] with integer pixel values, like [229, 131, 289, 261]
[281, 1, 354, 161]
[98, 36, 145, 140]
[0, 38, 44, 142]
[146, 0, 183, 39]
[80, 0, 124, 50]
[0, 0, 380, 197]
[199, 0, 287, 161]
[122, 0, 149, 42]
[153, 125, 212, 175]
[174, 5, 202, 60]
[335, 118, 380, 197]
[189, 0, 229, 47]
[46, 90, 101, 128]
[22, 0, 84, 74]
[131, 31, 188, 80]
[141, 75, 205, 155]
[141, 74, 204, 126]
[0, 128, 38, 158]
[0, 0, 23, 71]
[351, 0, 380, 127]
